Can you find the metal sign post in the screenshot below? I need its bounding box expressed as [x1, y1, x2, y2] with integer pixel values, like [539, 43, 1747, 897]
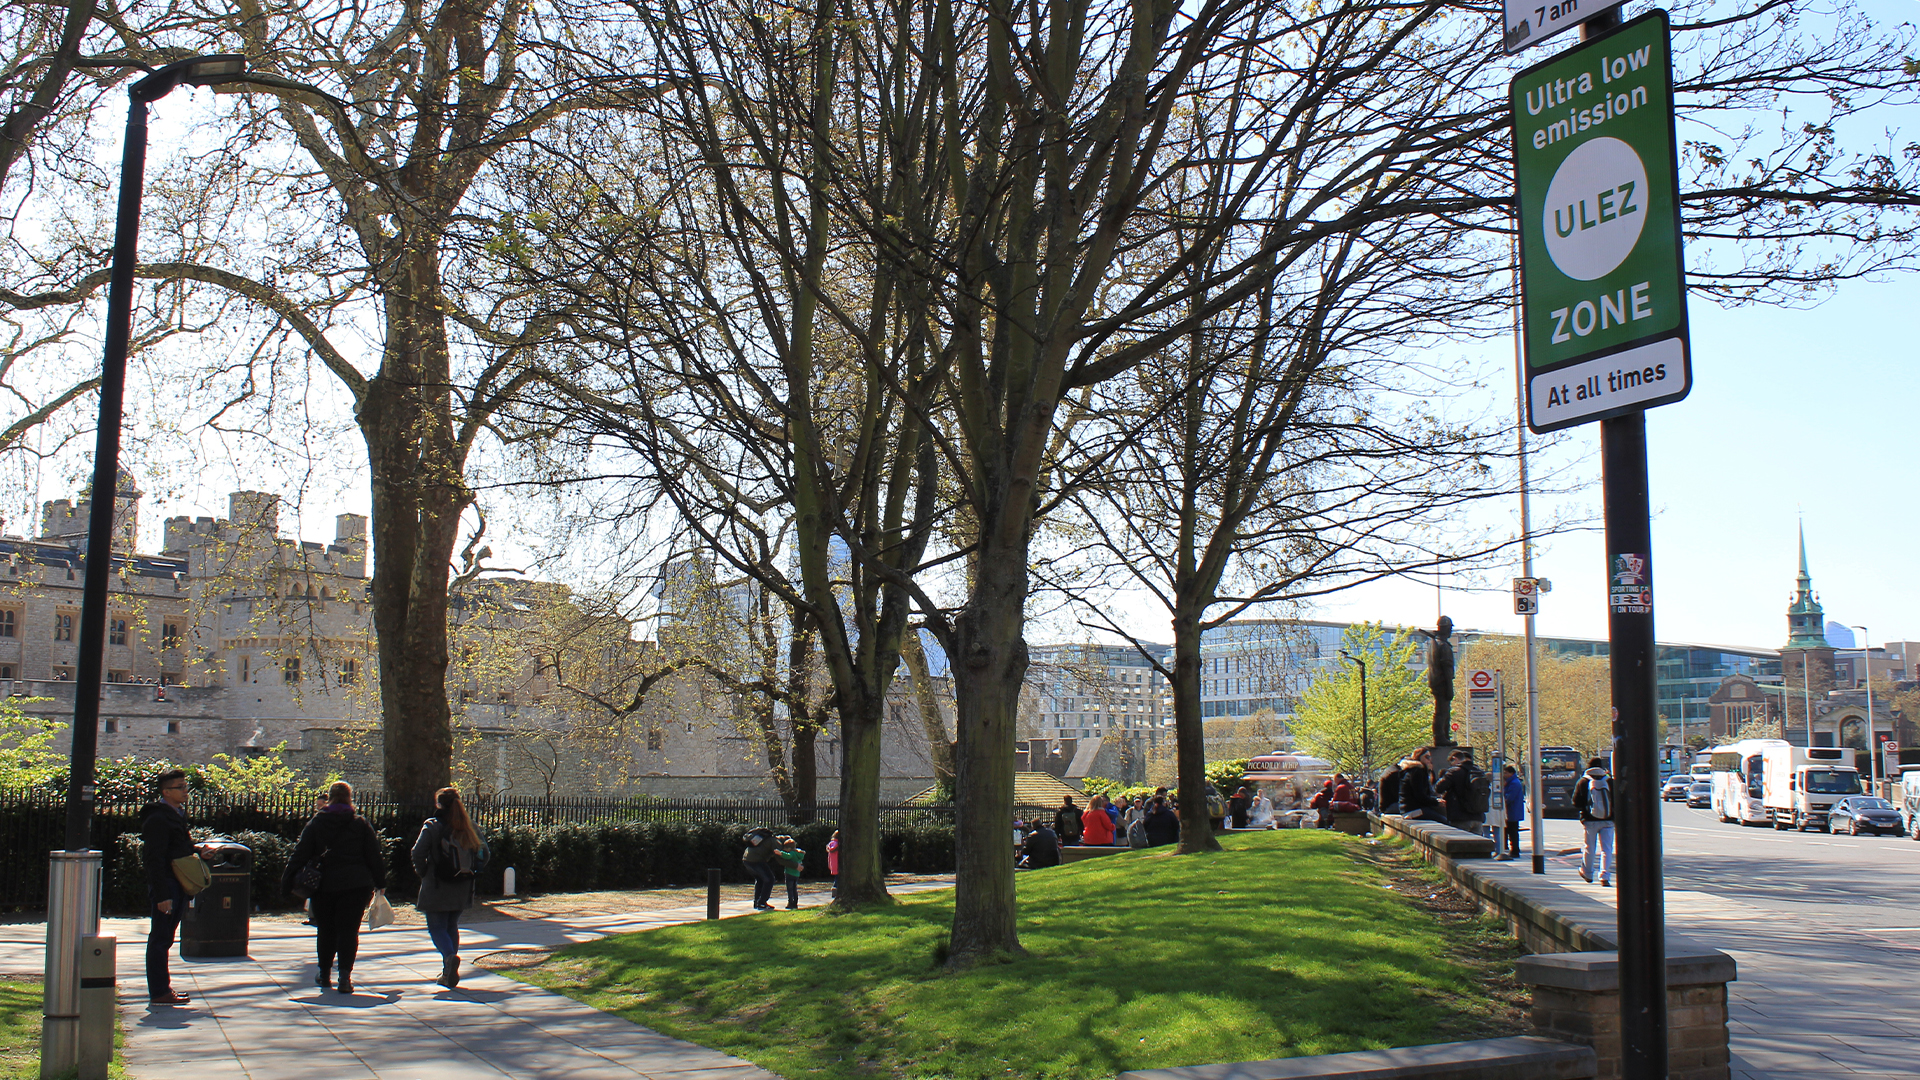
[1511, 9, 1680, 1077]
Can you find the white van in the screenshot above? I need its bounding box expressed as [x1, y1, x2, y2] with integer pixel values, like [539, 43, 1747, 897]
[1899, 766, 1920, 840]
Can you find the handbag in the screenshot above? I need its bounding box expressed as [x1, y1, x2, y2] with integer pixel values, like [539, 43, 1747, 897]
[289, 847, 328, 900]
[365, 890, 394, 930]
[171, 854, 212, 897]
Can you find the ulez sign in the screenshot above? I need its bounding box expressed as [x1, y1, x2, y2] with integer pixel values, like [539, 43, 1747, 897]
[1511, 10, 1688, 433]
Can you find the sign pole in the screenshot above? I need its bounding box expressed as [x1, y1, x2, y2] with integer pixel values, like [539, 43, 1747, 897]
[1576, 13, 1666, 1075]
[1603, 410, 1666, 1080]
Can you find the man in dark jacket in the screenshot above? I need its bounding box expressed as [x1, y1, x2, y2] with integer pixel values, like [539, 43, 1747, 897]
[1022, 822, 1061, 868]
[1053, 796, 1084, 846]
[741, 827, 777, 910]
[141, 769, 203, 1005]
[1142, 796, 1180, 846]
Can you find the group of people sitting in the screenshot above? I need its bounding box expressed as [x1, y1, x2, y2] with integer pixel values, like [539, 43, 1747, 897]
[1016, 791, 1186, 866]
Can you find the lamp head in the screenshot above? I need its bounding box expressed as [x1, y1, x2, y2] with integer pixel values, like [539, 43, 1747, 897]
[130, 54, 249, 102]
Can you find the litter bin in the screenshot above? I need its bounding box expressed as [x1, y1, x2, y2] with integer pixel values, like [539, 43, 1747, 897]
[181, 839, 251, 958]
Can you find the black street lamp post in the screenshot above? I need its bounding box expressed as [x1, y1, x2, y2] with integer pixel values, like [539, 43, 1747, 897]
[1340, 651, 1370, 788]
[42, 54, 246, 1080]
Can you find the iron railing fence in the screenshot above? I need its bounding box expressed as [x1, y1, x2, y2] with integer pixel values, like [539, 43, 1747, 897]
[0, 788, 960, 909]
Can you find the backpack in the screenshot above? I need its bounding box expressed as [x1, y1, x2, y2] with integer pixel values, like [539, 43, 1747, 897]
[432, 822, 478, 882]
[1586, 775, 1612, 821]
[1468, 768, 1490, 815]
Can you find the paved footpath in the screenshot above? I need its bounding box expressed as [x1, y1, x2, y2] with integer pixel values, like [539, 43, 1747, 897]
[0, 884, 938, 1080]
[1533, 812, 1920, 1080]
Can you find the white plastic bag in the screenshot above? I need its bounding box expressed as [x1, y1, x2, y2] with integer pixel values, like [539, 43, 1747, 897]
[366, 890, 395, 930]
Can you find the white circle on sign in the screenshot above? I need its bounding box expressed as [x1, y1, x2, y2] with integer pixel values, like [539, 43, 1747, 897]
[1470, 670, 1492, 689]
[1542, 136, 1648, 281]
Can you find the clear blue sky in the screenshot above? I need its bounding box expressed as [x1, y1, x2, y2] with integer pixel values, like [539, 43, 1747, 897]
[1307, 274, 1917, 653]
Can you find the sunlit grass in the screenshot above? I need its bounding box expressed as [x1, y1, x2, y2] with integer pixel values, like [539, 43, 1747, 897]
[510, 831, 1521, 1079]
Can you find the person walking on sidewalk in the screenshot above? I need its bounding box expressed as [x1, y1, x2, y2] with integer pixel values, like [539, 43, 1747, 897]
[141, 769, 211, 1006]
[1500, 765, 1526, 860]
[1573, 757, 1615, 886]
[413, 787, 486, 988]
[283, 781, 388, 993]
[742, 826, 778, 910]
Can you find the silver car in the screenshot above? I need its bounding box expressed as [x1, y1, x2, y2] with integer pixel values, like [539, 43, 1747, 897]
[1686, 781, 1712, 809]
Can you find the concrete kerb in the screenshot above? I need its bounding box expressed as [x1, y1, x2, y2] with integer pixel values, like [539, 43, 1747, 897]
[1116, 1035, 1597, 1080]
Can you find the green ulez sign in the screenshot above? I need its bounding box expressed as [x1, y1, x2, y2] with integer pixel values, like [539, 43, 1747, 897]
[1512, 9, 1689, 433]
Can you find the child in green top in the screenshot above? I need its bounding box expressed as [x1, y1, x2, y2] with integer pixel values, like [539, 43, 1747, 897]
[773, 835, 805, 910]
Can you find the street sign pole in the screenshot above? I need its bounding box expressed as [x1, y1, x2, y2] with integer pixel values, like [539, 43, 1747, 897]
[1584, 15, 1665, 1079]
[1512, 7, 1678, 1076]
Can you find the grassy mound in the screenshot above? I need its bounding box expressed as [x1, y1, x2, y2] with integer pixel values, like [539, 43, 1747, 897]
[509, 830, 1521, 1079]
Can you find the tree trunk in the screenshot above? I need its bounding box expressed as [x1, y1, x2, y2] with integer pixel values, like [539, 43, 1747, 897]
[903, 633, 955, 788]
[947, 552, 1028, 963]
[1169, 608, 1222, 853]
[833, 689, 888, 906]
[364, 254, 468, 806]
[789, 719, 818, 825]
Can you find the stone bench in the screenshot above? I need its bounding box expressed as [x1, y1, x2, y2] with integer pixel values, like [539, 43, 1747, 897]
[1115, 1035, 1596, 1080]
[1369, 812, 1496, 863]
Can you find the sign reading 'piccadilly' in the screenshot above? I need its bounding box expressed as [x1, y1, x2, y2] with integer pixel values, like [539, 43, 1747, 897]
[1511, 9, 1690, 433]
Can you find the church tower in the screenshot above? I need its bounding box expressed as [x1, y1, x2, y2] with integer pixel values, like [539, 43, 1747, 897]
[1779, 524, 1834, 743]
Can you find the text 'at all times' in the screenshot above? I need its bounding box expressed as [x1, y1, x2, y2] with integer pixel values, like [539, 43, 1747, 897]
[1542, 359, 1673, 409]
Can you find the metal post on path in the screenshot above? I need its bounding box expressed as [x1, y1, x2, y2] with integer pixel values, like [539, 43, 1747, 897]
[707, 868, 722, 920]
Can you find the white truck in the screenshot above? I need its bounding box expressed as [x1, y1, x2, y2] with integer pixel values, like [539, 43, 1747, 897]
[1899, 766, 1920, 841]
[1762, 743, 1862, 832]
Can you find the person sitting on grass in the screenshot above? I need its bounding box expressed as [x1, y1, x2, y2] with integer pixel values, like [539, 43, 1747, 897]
[773, 835, 806, 910]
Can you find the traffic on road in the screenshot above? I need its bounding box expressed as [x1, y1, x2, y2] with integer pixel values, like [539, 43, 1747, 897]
[1679, 737, 1920, 840]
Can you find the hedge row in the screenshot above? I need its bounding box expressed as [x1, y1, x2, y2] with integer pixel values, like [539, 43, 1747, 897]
[102, 818, 955, 914]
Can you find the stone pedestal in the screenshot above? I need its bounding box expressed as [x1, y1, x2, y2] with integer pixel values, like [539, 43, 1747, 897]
[1515, 946, 1735, 1080]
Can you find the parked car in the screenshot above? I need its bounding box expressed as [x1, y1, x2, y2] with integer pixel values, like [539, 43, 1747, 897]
[1686, 781, 1713, 808]
[1662, 776, 1693, 801]
[1827, 796, 1903, 836]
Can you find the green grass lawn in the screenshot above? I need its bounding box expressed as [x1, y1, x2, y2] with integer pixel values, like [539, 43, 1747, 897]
[509, 830, 1524, 1079]
[0, 980, 128, 1080]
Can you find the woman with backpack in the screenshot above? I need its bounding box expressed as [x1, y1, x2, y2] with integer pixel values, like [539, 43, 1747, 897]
[413, 787, 487, 988]
[282, 781, 387, 994]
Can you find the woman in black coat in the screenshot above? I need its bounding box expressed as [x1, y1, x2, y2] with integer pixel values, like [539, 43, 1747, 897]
[282, 781, 387, 993]
[1397, 748, 1442, 820]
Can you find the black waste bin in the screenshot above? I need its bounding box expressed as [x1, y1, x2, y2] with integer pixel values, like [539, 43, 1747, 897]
[181, 839, 251, 958]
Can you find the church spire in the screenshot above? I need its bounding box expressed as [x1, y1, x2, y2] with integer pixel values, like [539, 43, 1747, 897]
[1785, 523, 1827, 650]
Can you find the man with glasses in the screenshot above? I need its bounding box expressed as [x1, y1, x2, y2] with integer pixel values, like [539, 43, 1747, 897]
[141, 769, 208, 1005]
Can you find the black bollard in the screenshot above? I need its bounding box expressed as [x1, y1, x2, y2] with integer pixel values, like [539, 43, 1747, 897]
[706, 868, 721, 920]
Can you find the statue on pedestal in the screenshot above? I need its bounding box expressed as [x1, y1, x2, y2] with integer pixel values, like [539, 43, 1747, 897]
[1425, 615, 1455, 748]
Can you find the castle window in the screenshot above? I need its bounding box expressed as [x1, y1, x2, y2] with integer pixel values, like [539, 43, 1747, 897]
[239, 656, 250, 684]
[0, 665, 12, 679]
[166, 721, 179, 734]
[104, 719, 118, 733]
[109, 619, 127, 646]
[54, 614, 73, 641]
[647, 728, 663, 752]
[283, 656, 301, 682]
[0, 610, 14, 637]
[161, 623, 181, 649]
[340, 659, 358, 685]
[53, 667, 73, 681]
